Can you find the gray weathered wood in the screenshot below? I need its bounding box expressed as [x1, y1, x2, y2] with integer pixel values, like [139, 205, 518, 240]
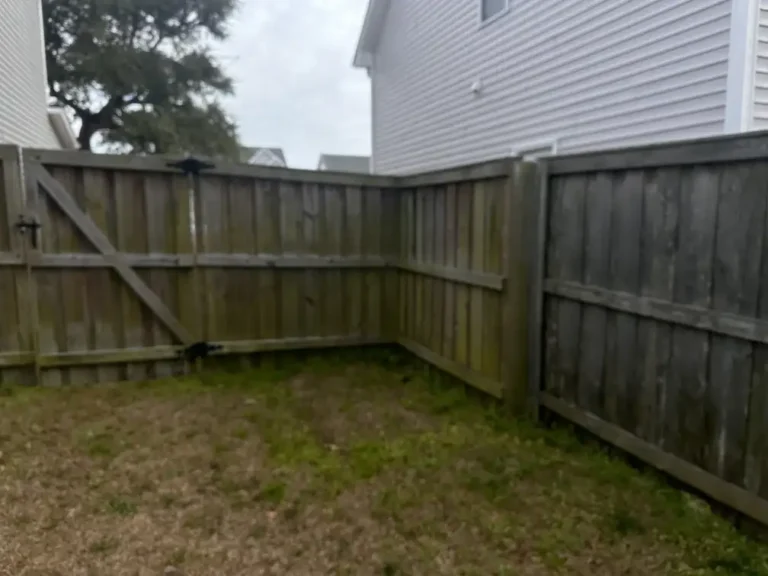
[667, 166, 719, 468]
[552, 174, 587, 404]
[527, 163, 550, 420]
[396, 260, 504, 291]
[636, 168, 679, 444]
[543, 176, 564, 398]
[544, 280, 768, 346]
[746, 167, 768, 497]
[606, 170, 644, 428]
[399, 337, 502, 399]
[25, 148, 397, 188]
[540, 392, 768, 527]
[399, 158, 512, 188]
[576, 172, 613, 418]
[500, 162, 534, 412]
[707, 163, 767, 483]
[547, 130, 768, 175]
[32, 163, 193, 345]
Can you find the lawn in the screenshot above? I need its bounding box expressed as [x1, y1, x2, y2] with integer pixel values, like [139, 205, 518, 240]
[0, 353, 766, 575]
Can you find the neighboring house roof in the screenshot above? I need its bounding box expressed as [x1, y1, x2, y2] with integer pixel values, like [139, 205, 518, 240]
[240, 146, 287, 167]
[47, 108, 78, 149]
[353, 0, 390, 68]
[317, 154, 370, 173]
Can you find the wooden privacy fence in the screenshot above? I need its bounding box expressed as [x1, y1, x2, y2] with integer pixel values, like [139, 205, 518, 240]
[5, 130, 768, 528]
[0, 146, 530, 403]
[531, 132, 768, 529]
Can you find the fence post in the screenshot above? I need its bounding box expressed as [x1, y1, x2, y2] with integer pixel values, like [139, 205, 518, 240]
[500, 160, 540, 414]
[525, 161, 549, 422]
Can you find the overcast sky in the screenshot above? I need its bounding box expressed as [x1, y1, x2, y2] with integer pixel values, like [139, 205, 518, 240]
[218, 0, 371, 169]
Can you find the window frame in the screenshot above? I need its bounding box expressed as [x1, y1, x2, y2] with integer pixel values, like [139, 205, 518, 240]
[479, 0, 510, 27]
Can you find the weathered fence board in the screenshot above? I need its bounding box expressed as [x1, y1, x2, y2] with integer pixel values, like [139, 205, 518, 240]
[536, 135, 768, 528]
[0, 149, 405, 385]
[395, 160, 530, 403]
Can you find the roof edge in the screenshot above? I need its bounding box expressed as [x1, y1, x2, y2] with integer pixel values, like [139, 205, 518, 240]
[47, 108, 78, 149]
[353, 0, 389, 69]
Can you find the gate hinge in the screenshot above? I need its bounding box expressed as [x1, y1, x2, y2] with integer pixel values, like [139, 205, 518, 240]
[179, 341, 223, 362]
[15, 215, 41, 248]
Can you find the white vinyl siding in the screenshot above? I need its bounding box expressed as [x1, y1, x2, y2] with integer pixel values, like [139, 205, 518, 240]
[753, 1, 768, 129]
[372, 0, 732, 174]
[0, 0, 60, 148]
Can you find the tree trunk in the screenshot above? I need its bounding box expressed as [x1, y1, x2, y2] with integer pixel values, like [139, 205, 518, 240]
[77, 120, 95, 151]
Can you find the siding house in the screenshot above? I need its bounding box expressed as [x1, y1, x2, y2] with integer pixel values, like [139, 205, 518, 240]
[354, 0, 766, 174]
[0, 0, 76, 148]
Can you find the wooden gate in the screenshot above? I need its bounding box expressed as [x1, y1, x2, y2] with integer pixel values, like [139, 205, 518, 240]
[16, 149, 197, 386]
[0, 148, 397, 386]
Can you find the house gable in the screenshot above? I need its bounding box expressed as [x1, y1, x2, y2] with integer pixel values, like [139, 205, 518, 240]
[353, 0, 390, 68]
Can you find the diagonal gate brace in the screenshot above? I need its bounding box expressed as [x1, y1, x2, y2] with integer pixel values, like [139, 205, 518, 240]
[31, 162, 193, 346]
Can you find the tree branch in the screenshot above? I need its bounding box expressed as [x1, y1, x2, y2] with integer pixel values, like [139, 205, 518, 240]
[48, 82, 87, 116]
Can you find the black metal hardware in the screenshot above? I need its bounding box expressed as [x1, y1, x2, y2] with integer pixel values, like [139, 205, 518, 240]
[167, 157, 216, 176]
[179, 341, 223, 362]
[15, 215, 41, 249]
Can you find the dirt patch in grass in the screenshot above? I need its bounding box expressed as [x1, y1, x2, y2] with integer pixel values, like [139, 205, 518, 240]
[0, 359, 766, 575]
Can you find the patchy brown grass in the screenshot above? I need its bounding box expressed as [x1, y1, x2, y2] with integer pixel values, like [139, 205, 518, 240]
[0, 356, 766, 575]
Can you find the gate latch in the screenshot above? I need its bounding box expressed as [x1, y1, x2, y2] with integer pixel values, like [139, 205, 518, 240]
[15, 215, 41, 249]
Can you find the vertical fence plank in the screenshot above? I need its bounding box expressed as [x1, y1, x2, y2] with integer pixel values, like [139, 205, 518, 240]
[303, 182, 321, 338]
[143, 172, 175, 377]
[404, 190, 416, 342]
[255, 180, 281, 340]
[469, 181, 486, 374]
[114, 170, 150, 382]
[552, 175, 587, 403]
[543, 177, 565, 398]
[667, 166, 720, 468]
[423, 189, 435, 350]
[345, 185, 363, 336]
[606, 171, 644, 427]
[397, 189, 409, 340]
[483, 178, 502, 384]
[576, 172, 612, 418]
[455, 183, 472, 367]
[54, 167, 93, 385]
[381, 188, 400, 341]
[363, 186, 382, 339]
[414, 189, 425, 346]
[432, 187, 446, 356]
[636, 168, 679, 445]
[83, 168, 122, 384]
[443, 184, 457, 362]
[280, 181, 303, 339]
[227, 177, 257, 343]
[323, 184, 344, 337]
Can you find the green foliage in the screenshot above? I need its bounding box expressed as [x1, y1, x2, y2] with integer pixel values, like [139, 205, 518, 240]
[43, 0, 240, 157]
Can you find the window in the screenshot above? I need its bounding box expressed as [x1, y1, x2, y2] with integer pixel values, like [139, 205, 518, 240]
[481, 0, 508, 22]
